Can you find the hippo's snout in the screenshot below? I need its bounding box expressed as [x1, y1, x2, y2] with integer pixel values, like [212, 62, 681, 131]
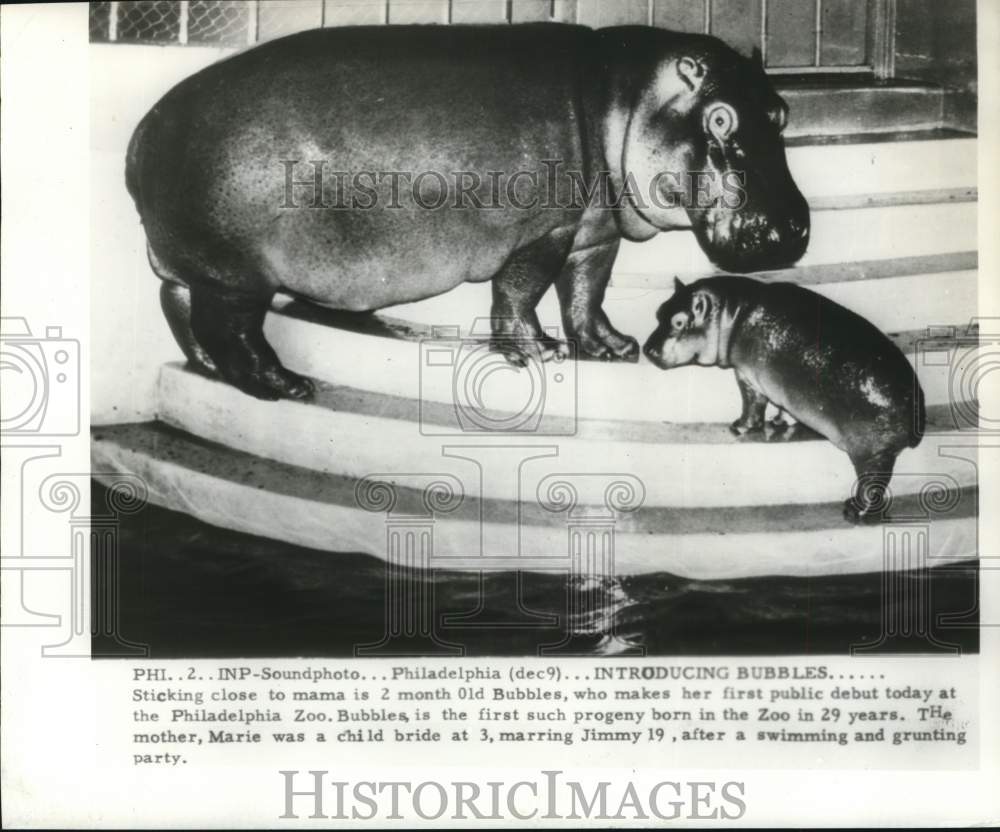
[701, 190, 810, 274]
[643, 337, 670, 369]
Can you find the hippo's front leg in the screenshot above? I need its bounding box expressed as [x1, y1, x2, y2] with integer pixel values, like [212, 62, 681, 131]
[555, 239, 639, 362]
[730, 375, 768, 435]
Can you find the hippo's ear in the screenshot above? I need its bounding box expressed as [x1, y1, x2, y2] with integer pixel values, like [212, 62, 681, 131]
[674, 56, 707, 95]
[673, 277, 685, 295]
[691, 291, 712, 325]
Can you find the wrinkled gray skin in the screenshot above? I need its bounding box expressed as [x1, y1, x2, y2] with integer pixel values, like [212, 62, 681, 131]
[643, 276, 926, 524]
[126, 23, 809, 401]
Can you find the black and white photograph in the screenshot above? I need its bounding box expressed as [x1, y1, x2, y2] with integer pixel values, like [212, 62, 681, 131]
[83, 0, 980, 658]
[2, 0, 998, 827]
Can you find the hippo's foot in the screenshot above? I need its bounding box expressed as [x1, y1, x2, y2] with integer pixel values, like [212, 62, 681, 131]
[221, 366, 316, 402]
[729, 416, 766, 436]
[769, 409, 798, 430]
[188, 285, 316, 402]
[845, 453, 896, 524]
[489, 334, 568, 367]
[842, 498, 888, 525]
[764, 421, 813, 442]
[568, 322, 639, 363]
[204, 341, 316, 401]
[764, 423, 794, 441]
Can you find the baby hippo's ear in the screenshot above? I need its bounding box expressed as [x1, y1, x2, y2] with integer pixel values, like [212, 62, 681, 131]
[691, 291, 712, 325]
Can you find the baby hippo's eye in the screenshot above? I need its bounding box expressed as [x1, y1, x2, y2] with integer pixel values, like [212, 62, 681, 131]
[671, 312, 688, 331]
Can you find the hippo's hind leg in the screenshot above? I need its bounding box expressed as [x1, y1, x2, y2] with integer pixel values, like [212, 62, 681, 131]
[730, 376, 768, 436]
[843, 448, 897, 525]
[769, 408, 797, 431]
[160, 282, 218, 376]
[490, 231, 572, 366]
[764, 407, 809, 442]
[188, 283, 315, 401]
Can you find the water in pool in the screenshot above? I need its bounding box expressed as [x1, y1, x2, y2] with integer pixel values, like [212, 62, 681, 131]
[93, 481, 978, 658]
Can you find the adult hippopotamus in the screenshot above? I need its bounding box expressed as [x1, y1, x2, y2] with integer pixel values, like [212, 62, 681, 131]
[126, 23, 809, 400]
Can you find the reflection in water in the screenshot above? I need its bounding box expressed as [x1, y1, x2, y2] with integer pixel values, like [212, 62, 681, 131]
[94, 481, 978, 658]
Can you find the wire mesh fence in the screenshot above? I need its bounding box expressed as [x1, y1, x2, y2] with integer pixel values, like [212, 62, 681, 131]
[116, 0, 182, 42]
[187, 0, 252, 44]
[89, 0, 113, 40]
[89, 0, 881, 74]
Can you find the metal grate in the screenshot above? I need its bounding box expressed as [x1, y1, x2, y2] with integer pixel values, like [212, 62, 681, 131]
[89, 0, 113, 41]
[187, 0, 252, 44]
[114, 0, 182, 42]
[90, 0, 894, 77]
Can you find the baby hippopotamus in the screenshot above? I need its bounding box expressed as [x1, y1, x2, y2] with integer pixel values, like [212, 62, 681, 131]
[643, 276, 925, 523]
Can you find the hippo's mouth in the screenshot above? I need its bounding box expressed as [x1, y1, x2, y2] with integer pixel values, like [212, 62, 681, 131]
[693, 201, 809, 274]
[643, 349, 674, 370]
[642, 338, 689, 370]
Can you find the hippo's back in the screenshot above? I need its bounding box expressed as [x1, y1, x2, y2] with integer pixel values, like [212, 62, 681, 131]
[126, 24, 598, 303]
[127, 23, 596, 212]
[741, 281, 924, 453]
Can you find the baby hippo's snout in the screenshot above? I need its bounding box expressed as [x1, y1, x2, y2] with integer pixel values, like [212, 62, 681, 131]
[642, 277, 720, 369]
[642, 334, 670, 369]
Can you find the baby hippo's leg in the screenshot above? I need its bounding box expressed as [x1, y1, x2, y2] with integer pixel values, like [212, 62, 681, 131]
[764, 408, 819, 442]
[770, 408, 798, 430]
[730, 376, 768, 436]
[844, 449, 897, 524]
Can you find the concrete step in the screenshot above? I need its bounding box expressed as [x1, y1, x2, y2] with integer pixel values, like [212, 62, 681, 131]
[264, 288, 976, 425]
[377, 260, 976, 342]
[785, 133, 976, 205]
[91, 422, 977, 580]
[155, 362, 978, 509]
[611, 200, 977, 284]
[779, 84, 949, 138]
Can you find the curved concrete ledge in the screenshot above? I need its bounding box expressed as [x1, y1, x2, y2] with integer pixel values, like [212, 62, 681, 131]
[609, 251, 976, 290]
[92, 423, 977, 579]
[785, 136, 976, 200]
[262, 299, 976, 424]
[371, 262, 976, 339]
[155, 363, 978, 508]
[610, 200, 977, 284]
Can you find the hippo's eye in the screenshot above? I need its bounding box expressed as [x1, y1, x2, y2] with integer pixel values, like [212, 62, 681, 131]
[671, 312, 688, 331]
[704, 103, 738, 144]
[712, 110, 732, 132]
